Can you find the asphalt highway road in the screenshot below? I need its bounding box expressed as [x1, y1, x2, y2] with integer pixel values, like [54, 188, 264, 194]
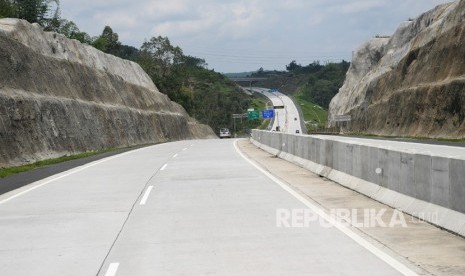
[249, 88, 302, 134]
[0, 139, 412, 276]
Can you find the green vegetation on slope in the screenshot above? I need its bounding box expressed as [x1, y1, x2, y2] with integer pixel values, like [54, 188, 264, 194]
[250, 97, 269, 111]
[294, 91, 328, 130]
[136, 37, 264, 132]
[294, 61, 350, 108]
[187, 72, 258, 132]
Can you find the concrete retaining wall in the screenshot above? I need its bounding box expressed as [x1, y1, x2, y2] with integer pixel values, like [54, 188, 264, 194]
[251, 130, 465, 236]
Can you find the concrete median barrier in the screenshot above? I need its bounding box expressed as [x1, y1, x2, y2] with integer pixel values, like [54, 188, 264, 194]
[251, 130, 465, 237]
[451, 159, 465, 213]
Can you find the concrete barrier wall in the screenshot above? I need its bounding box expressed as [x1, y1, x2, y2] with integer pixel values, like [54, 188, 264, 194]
[251, 130, 465, 236]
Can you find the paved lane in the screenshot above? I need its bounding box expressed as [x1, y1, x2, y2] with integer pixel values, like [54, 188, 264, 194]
[0, 139, 409, 275]
[0, 141, 191, 275]
[278, 91, 302, 134]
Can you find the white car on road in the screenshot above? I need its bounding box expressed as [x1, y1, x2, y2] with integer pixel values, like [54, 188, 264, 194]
[219, 128, 231, 138]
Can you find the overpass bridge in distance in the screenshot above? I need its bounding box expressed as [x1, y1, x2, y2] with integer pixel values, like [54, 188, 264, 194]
[229, 77, 267, 86]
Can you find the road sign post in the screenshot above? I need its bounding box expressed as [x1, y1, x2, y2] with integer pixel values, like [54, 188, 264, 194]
[247, 111, 260, 121]
[333, 115, 352, 134]
[262, 109, 274, 119]
[333, 115, 352, 122]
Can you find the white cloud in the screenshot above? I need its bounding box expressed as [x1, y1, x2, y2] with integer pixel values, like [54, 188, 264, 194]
[150, 1, 278, 39]
[332, 0, 387, 14]
[218, 1, 272, 39]
[143, 0, 190, 19]
[277, 0, 310, 10]
[92, 12, 138, 29]
[59, 0, 452, 72]
[153, 16, 216, 37]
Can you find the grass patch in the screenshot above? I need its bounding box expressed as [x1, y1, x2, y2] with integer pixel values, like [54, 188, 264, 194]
[350, 133, 465, 143]
[258, 119, 271, 130]
[294, 91, 328, 129]
[250, 97, 269, 111]
[437, 137, 465, 143]
[0, 148, 121, 179]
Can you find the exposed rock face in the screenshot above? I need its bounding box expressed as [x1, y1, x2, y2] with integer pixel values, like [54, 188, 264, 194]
[0, 19, 215, 167]
[329, 0, 465, 138]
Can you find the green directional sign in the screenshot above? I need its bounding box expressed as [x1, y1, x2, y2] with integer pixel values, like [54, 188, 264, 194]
[247, 110, 260, 121]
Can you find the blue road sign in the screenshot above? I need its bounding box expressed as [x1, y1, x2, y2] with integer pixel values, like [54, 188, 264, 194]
[262, 109, 275, 119]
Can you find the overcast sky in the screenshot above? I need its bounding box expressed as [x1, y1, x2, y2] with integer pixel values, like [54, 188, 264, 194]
[60, 0, 450, 73]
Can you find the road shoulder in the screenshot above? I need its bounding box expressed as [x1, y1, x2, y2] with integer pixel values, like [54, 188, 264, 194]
[0, 145, 153, 196]
[237, 139, 465, 276]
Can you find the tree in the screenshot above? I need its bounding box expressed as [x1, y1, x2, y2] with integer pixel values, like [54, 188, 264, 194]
[0, 0, 15, 18]
[286, 60, 302, 72]
[256, 67, 265, 76]
[92, 26, 121, 55]
[137, 36, 186, 106]
[299, 61, 350, 108]
[139, 36, 183, 78]
[117, 45, 139, 61]
[183, 55, 207, 69]
[10, 0, 60, 26]
[53, 19, 91, 44]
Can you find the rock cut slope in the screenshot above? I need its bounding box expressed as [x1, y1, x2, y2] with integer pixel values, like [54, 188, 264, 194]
[0, 19, 215, 168]
[329, 0, 465, 138]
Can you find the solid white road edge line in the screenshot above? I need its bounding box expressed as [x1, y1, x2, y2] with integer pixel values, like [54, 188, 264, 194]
[233, 139, 418, 276]
[160, 164, 168, 171]
[104, 262, 119, 276]
[0, 147, 148, 205]
[140, 186, 154, 205]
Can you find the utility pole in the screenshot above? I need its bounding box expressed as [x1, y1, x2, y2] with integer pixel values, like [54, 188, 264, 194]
[276, 111, 280, 131]
[233, 116, 236, 138]
[232, 113, 247, 137]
